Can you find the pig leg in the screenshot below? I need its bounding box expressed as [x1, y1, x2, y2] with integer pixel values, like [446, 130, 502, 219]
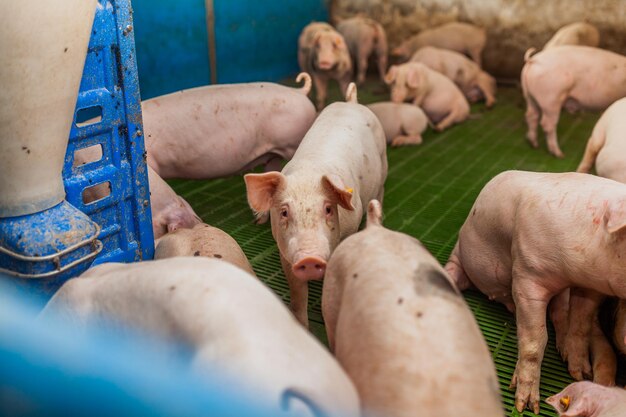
[563, 288, 605, 381]
[321, 273, 342, 352]
[539, 102, 565, 158]
[576, 128, 606, 174]
[338, 75, 352, 102]
[375, 28, 388, 82]
[510, 276, 551, 414]
[391, 134, 422, 147]
[313, 75, 329, 111]
[524, 97, 541, 149]
[590, 315, 617, 386]
[281, 254, 309, 328]
[475, 77, 496, 108]
[434, 106, 465, 132]
[355, 48, 369, 86]
[444, 241, 473, 290]
[549, 288, 570, 356]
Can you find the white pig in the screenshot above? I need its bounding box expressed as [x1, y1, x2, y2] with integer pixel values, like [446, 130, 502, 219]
[244, 84, 387, 327]
[547, 381, 626, 417]
[336, 16, 388, 85]
[577, 97, 626, 183]
[385, 62, 470, 131]
[544, 22, 600, 50]
[391, 22, 486, 67]
[445, 170, 626, 413]
[154, 223, 255, 276]
[40, 257, 361, 417]
[410, 46, 497, 107]
[366, 102, 428, 146]
[323, 200, 503, 417]
[144, 73, 316, 179]
[521, 46, 626, 158]
[298, 22, 353, 110]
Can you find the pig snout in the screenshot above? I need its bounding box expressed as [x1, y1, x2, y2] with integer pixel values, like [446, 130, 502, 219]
[317, 54, 337, 71]
[292, 255, 327, 280]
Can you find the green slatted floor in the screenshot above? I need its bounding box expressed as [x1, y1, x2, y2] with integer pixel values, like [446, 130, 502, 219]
[168, 78, 625, 417]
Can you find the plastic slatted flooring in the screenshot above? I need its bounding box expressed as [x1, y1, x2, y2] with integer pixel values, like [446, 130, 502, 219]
[169, 80, 625, 417]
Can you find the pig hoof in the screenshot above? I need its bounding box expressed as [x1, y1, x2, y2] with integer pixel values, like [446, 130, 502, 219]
[552, 151, 565, 159]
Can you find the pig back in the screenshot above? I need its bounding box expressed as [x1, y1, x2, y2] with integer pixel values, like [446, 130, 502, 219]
[328, 226, 502, 417]
[283, 102, 387, 216]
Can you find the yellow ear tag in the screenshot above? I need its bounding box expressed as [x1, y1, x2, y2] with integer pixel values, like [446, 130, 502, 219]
[345, 187, 353, 194]
[560, 396, 570, 411]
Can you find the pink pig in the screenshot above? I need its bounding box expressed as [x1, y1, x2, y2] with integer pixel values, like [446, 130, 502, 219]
[544, 22, 600, 50]
[391, 22, 486, 67]
[366, 102, 428, 146]
[143, 73, 316, 179]
[445, 170, 626, 414]
[411, 46, 497, 107]
[385, 62, 470, 131]
[298, 22, 353, 110]
[244, 84, 387, 327]
[521, 46, 626, 158]
[336, 16, 388, 85]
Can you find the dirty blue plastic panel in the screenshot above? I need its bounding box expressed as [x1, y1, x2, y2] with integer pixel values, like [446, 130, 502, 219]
[0, 277, 269, 417]
[214, 0, 328, 83]
[132, 0, 210, 99]
[63, 0, 154, 266]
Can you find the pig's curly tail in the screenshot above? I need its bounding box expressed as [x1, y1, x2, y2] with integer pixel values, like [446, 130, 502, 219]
[524, 47, 537, 62]
[295, 72, 312, 96]
[345, 82, 358, 103]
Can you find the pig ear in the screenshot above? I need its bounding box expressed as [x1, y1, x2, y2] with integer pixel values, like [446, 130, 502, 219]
[333, 35, 345, 49]
[407, 65, 422, 88]
[321, 174, 355, 211]
[604, 203, 626, 234]
[244, 172, 286, 213]
[384, 66, 398, 85]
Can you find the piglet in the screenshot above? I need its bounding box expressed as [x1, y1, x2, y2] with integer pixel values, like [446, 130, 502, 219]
[244, 84, 387, 327]
[144, 73, 316, 179]
[521, 46, 626, 158]
[445, 170, 626, 413]
[154, 223, 255, 276]
[411, 46, 497, 107]
[298, 22, 352, 110]
[577, 97, 626, 183]
[385, 62, 469, 131]
[322, 200, 503, 417]
[40, 258, 361, 417]
[547, 381, 626, 417]
[366, 102, 428, 146]
[391, 22, 486, 67]
[544, 22, 600, 49]
[336, 16, 388, 85]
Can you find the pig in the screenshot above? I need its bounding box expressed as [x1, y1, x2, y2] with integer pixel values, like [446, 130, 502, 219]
[154, 223, 255, 276]
[548, 288, 617, 386]
[244, 83, 387, 327]
[577, 97, 626, 183]
[40, 257, 361, 417]
[385, 62, 470, 131]
[544, 22, 600, 50]
[600, 298, 626, 358]
[298, 22, 353, 110]
[410, 46, 497, 107]
[74, 146, 201, 239]
[444, 170, 626, 413]
[521, 46, 626, 158]
[336, 16, 388, 85]
[365, 102, 428, 146]
[322, 200, 503, 417]
[143, 73, 316, 180]
[547, 381, 626, 417]
[391, 22, 486, 67]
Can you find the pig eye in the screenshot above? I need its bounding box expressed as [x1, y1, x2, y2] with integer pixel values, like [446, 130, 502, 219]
[280, 208, 289, 219]
[325, 204, 332, 216]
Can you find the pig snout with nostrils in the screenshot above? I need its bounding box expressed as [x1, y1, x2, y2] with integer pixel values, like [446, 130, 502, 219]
[445, 170, 626, 413]
[298, 22, 353, 110]
[547, 381, 626, 417]
[143, 73, 316, 180]
[322, 200, 503, 417]
[385, 62, 469, 132]
[244, 84, 387, 327]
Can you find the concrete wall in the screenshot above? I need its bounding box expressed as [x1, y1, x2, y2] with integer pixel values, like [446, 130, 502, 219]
[331, 0, 626, 79]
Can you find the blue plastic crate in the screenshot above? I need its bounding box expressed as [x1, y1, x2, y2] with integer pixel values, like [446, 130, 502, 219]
[63, 0, 154, 265]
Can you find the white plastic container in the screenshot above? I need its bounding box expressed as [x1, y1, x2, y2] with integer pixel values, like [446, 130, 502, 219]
[0, 0, 97, 217]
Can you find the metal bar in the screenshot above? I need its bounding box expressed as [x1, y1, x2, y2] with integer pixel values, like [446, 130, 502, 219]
[205, 0, 217, 84]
